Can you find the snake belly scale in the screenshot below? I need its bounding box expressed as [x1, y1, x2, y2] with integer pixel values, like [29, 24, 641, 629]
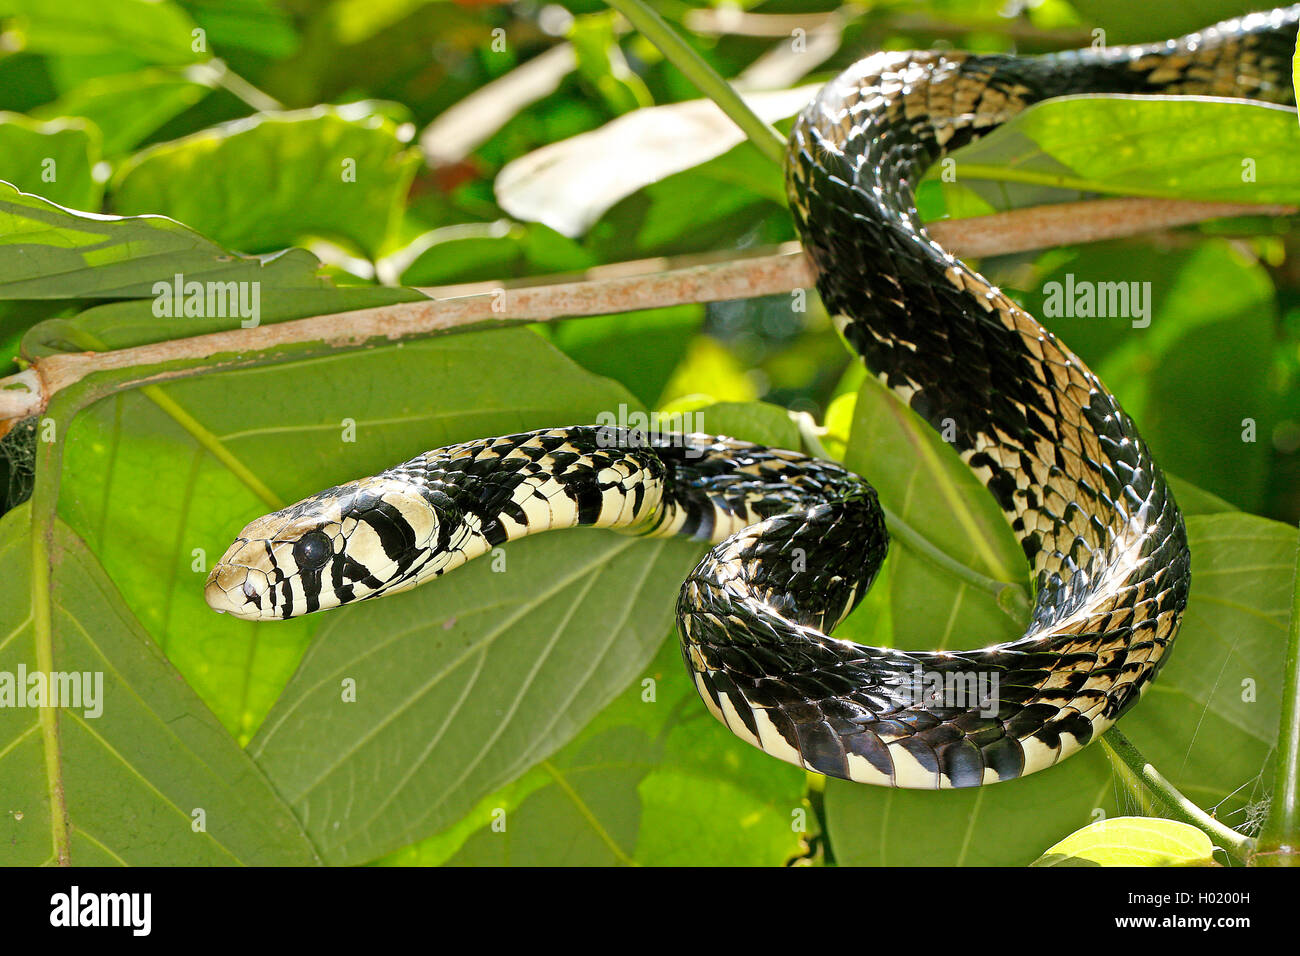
[206, 7, 1299, 788]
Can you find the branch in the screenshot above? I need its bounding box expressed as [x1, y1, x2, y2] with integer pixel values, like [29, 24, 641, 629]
[0, 197, 1292, 429]
[1101, 726, 1254, 863]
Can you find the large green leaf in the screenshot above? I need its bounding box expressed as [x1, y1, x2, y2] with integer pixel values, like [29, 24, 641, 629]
[0, 504, 320, 865]
[32, 68, 213, 157]
[0, 181, 326, 303]
[394, 221, 596, 288]
[180, 0, 300, 59]
[57, 327, 642, 741]
[438, 638, 810, 867]
[0, 182, 424, 367]
[0, 0, 205, 66]
[111, 103, 421, 256]
[0, 114, 100, 210]
[839, 374, 1025, 650]
[377, 404, 812, 867]
[246, 521, 701, 864]
[933, 96, 1300, 211]
[547, 305, 703, 408]
[442, 725, 656, 866]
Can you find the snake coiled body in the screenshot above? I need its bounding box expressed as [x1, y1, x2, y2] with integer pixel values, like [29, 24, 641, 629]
[207, 7, 1299, 788]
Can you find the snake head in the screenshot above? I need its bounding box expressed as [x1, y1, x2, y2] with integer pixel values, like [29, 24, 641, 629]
[205, 475, 441, 620]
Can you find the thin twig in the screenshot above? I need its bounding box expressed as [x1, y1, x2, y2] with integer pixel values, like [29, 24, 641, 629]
[204, 59, 285, 113]
[0, 197, 1292, 429]
[1102, 726, 1254, 863]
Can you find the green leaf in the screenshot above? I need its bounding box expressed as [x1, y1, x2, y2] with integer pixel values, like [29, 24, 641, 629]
[0, 114, 101, 210]
[442, 726, 653, 865]
[0, 503, 320, 865]
[0, 181, 423, 362]
[693, 399, 802, 449]
[1032, 816, 1218, 867]
[937, 96, 1300, 210]
[111, 103, 421, 256]
[659, 336, 762, 408]
[630, 142, 787, 252]
[827, 746, 1120, 865]
[179, 0, 300, 58]
[246, 521, 701, 865]
[1124, 512, 1298, 832]
[0, 180, 324, 303]
[547, 305, 703, 408]
[1168, 475, 1238, 516]
[393, 221, 595, 287]
[839, 374, 1025, 649]
[374, 402, 813, 867]
[568, 11, 652, 116]
[0, 0, 205, 65]
[32, 67, 213, 157]
[1069, 1, 1270, 43]
[436, 638, 810, 867]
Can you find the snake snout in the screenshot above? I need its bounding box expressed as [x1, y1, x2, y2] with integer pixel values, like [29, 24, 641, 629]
[204, 538, 277, 620]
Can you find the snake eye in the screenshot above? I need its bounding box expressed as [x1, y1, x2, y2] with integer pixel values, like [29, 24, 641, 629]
[292, 531, 332, 570]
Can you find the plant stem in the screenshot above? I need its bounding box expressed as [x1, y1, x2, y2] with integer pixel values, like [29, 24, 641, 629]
[29, 397, 70, 866]
[879, 503, 1032, 621]
[791, 411, 1032, 621]
[1101, 726, 1253, 863]
[603, 0, 787, 167]
[201, 59, 285, 112]
[26, 373, 125, 866]
[1254, 521, 1300, 865]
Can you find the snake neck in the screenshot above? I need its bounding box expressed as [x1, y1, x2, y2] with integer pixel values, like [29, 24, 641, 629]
[384, 425, 873, 575]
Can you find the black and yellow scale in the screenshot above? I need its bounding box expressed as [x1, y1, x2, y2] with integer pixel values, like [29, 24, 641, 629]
[206, 7, 1298, 788]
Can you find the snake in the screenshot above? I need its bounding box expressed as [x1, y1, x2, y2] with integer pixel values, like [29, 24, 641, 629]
[205, 7, 1298, 789]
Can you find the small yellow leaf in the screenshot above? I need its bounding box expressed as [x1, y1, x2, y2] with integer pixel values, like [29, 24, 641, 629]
[1032, 817, 1219, 867]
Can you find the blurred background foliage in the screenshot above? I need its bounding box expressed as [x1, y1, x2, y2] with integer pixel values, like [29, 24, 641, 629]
[1, 0, 1297, 526]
